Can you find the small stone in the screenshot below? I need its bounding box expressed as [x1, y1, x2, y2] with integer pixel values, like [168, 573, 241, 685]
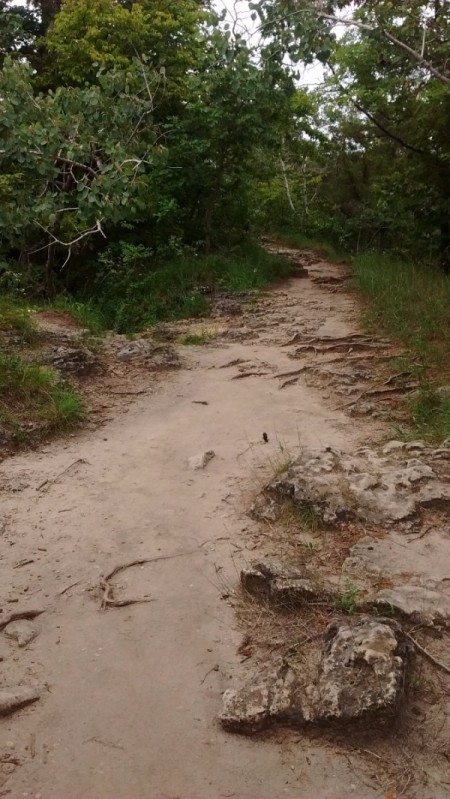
[188, 451, 215, 470]
[4, 620, 40, 647]
[382, 441, 406, 455]
[220, 660, 298, 733]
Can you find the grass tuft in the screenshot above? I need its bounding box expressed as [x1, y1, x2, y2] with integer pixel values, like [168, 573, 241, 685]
[0, 352, 84, 438]
[179, 331, 213, 345]
[0, 295, 36, 342]
[44, 297, 106, 336]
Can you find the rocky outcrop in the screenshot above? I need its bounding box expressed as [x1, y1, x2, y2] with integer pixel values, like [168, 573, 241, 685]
[41, 345, 98, 375]
[255, 441, 450, 526]
[221, 618, 406, 734]
[115, 339, 179, 368]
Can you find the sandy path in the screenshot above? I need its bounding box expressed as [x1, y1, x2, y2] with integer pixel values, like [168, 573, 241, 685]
[0, 259, 383, 798]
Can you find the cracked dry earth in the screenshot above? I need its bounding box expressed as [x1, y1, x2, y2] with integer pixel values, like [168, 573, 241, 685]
[1, 245, 449, 798]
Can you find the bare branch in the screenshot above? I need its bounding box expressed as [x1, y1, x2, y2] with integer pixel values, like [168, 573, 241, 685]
[29, 219, 106, 257]
[319, 13, 450, 87]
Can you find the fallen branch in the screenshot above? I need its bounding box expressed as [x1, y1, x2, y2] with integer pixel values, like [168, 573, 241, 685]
[36, 458, 88, 492]
[0, 608, 45, 631]
[404, 632, 450, 676]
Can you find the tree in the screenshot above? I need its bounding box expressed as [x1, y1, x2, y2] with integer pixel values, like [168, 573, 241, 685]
[251, 1, 450, 268]
[0, 57, 162, 292]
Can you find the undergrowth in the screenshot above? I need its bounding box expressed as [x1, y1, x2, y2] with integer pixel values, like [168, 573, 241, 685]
[0, 352, 84, 438]
[89, 240, 292, 333]
[353, 252, 450, 442]
[0, 295, 35, 342]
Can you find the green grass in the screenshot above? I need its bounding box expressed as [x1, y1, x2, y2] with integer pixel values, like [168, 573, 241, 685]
[179, 331, 213, 345]
[91, 240, 293, 333]
[353, 252, 450, 442]
[0, 352, 84, 438]
[0, 295, 36, 342]
[353, 253, 450, 367]
[335, 582, 359, 615]
[43, 297, 106, 336]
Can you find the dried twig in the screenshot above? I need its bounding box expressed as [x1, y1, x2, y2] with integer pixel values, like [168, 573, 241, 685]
[0, 608, 45, 631]
[200, 664, 219, 684]
[404, 632, 450, 676]
[58, 580, 81, 596]
[13, 559, 34, 569]
[231, 371, 269, 380]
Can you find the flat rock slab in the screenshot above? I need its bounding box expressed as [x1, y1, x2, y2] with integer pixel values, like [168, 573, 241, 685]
[373, 583, 450, 628]
[4, 619, 40, 646]
[262, 441, 450, 525]
[220, 619, 406, 734]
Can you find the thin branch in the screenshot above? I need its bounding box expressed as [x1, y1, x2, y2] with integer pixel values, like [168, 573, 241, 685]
[29, 219, 106, 255]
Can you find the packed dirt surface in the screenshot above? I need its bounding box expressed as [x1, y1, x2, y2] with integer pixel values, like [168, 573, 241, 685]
[1, 246, 449, 798]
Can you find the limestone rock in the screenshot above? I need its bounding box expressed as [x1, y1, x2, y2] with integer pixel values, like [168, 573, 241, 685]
[220, 619, 406, 735]
[4, 619, 40, 647]
[41, 345, 97, 375]
[116, 339, 179, 368]
[0, 686, 40, 716]
[265, 443, 450, 526]
[188, 450, 215, 470]
[249, 496, 280, 522]
[373, 583, 450, 627]
[220, 660, 299, 733]
[270, 577, 319, 606]
[311, 619, 405, 721]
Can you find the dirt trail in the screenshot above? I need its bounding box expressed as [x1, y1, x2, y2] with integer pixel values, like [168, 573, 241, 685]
[0, 251, 446, 797]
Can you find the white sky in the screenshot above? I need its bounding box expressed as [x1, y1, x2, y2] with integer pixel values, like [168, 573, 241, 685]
[212, 0, 326, 88]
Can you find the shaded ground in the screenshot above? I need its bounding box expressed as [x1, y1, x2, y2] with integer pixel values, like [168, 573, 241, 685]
[0, 247, 449, 798]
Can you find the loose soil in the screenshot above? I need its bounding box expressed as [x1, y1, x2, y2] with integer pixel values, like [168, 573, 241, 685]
[0, 246, 449, 798]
